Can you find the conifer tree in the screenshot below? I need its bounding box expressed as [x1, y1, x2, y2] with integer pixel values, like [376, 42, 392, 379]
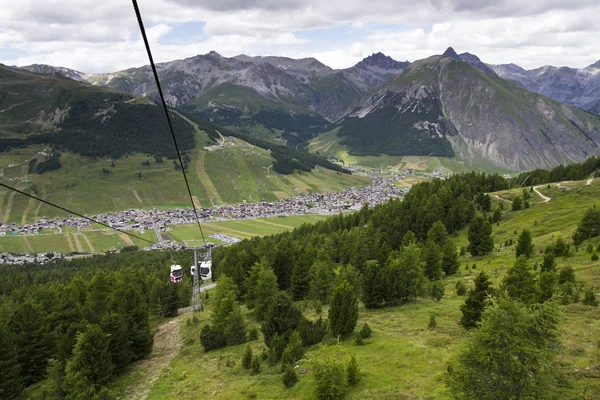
[427, 221, 449, 246]
[573, 206, 600, 245]
[501, 256, 539, 304]
[261, 292, 303, 347]
[100, 312, 132, 375]
[541, 253, 557, 273]
[64, 324, 114, 400]
[309, 260, 336, 303]
[441, 239, 460, 276]
[111, 282, 153, 361]
[361, 260, 385, 309]
[0, 326, 22, 400]
[9, 300, 53, 386]
[515, 229, 534, 258]
[512, 196, 522, 211]
[423, 240, 443, 280]
[163, 282, 180, 318]
[329, 281, 359, 337]
[460, 272, 494, 329]
[468, 216, 494, 256]
[449, 295, 567, 400]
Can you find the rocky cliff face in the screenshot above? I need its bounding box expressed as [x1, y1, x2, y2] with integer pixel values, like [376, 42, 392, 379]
[489, 60, 600, 115]
[337, 55, 600, 171]
[19, 64, 88, 82]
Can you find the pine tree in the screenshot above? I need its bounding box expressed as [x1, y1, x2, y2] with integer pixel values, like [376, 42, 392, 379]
[481, 194, 492, 212]
[211, 275, 239, 330]
[427, 221, 449, 246]
[0, 326, 22, 400]
[541, 253, 557, 273]
[460, 272, 494, 329]
[512, 196, 522, 211]
[492, 207, 502, 223]
[449, 295, 567, 400]
[441, 239, 460, 276]
[224, 306, 247, 345]
[86, 272, 110, 323]
[468, 216, 494, 256]
[309, 260, 336, 304]
[329, 281, 359, 338]
[253, 266, 280, 321]
[163, 282, 180, 318]
[9, 300, 53, 386]
[538, 272, 557, 303]
[64, 324, 114, 400]
[501, 256, 539, 304]
[395, 244, 427, 301]
[402, 230, 417, 246]
[423, 240, 442, 280]
[111, 282, 153, 361]
[515, 229, 534, 258]
[573, 206, 600, 244]
[261, 292, 303, 347]
[361, 260, 385, 309]
[100, 312, 132, 375]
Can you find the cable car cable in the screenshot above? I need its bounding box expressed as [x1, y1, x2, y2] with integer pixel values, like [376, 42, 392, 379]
[131, 0, 208, 247]
[0, 182, 159, 246]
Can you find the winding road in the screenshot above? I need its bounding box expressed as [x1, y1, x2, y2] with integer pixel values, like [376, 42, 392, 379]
[533, 185, 551, 203]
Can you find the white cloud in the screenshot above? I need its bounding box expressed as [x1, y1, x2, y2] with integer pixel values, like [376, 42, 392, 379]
[0, 0, 599, 72]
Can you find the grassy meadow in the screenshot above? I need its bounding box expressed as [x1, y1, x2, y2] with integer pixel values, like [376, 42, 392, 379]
[115, 179, 600, 399]
[0, 130, 369, 225]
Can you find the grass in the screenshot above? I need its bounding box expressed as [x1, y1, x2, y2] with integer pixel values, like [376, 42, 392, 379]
[0, 132, 369, 224]
[120, 178, 600, 399]
[167, 215, 329, 244]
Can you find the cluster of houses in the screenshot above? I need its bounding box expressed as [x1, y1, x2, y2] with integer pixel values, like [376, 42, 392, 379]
[0, 167, 418, 263]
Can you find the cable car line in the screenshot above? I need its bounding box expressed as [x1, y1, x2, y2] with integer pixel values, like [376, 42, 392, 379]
[131, 0, 208, 247]
[0, 182, 159, 246]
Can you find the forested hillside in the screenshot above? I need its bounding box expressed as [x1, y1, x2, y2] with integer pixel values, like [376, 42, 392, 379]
[0, 249, 193, 399]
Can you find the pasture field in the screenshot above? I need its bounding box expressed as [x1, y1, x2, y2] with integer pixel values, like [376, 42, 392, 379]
[0, 214, 330, 254]
[0, 130, 369, 225]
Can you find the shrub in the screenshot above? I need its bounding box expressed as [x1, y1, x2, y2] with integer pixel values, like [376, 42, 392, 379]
[299, 317, 327, 346]
[455, 280, 467, 296]
[312, 358, 347, 400]
[583, 287, 599, 307]
[200, 324, 226, 352]
[242, 345, 253, 369]
[430, 281, 445, 302]
[592, 253, 599, 262]
[355, 335, 364, 346]
[347, 355, 360, 385]
[250, 356, 261, 375]
[359, 323, 372, 339]
[586, 243, 594, 253]
[281, 331, 304, 366]
[428, 313, 437, 329]
[282, 365, 298, 388]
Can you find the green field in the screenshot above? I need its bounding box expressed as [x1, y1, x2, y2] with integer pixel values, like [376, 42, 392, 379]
[0, 129, 369, 225]
[309, 128, 512, 174]
[116, 179, 600, 399]
[167, 215, 330, 245]
[0, 215, 330, 254]
[0, 229, 159, 254]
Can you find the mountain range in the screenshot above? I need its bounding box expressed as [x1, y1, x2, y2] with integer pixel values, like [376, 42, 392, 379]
[7, 48, 600, 172]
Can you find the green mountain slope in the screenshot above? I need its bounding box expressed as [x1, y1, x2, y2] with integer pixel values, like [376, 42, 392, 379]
[333, 55, 600, 171]
[0, 64, 195, 158]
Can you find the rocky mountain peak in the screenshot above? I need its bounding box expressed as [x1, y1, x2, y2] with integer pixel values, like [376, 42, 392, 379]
[355, 52, 409, 71]
[442, 47, 460, 60]
[587, 59, 600, 70]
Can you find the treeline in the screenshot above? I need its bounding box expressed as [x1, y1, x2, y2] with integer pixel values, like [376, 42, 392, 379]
[0, 95, 195, 159]
[185, 114, 350, 175]
[0, 250, 193, 399]
[213, 172, 508, 302]
[511, 155, 600, 186]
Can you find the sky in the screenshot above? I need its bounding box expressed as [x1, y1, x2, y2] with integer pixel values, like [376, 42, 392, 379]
[0, 0, 599, 73]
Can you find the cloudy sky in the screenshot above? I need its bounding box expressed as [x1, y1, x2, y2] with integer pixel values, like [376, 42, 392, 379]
[0, 0, 599, 73]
